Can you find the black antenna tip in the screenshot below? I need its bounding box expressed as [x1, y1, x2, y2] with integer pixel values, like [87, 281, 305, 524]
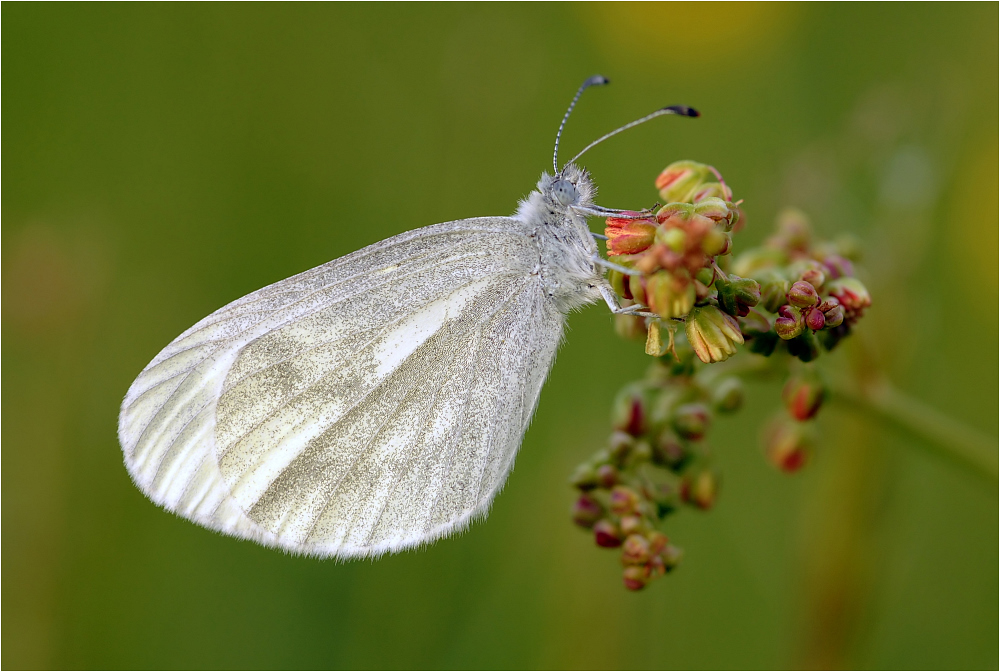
[665, 105, 700, 118]
[585, 74, 610, 87]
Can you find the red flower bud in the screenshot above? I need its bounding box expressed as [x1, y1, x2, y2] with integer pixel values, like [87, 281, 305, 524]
[762, 417, 814, 473]
[594, 520, 623, 548]
[571, 494, 604, 528]
[605, 216, 657, 256]
[596, 464, 619, 488]
[609, 485, 641, 515]
[622, 564, 651, 591]
[782, 372, 827, 421]
[804, 307, 826, 331]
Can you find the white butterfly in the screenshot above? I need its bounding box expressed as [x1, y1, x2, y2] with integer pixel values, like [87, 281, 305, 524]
[118, 76, 697, 558]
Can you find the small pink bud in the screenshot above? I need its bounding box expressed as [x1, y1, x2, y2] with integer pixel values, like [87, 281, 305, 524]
[787, 281, 820, 308]
[594, 520, 623, 548]
[828, 277, 871, 322]
[672, 403, 711, 441]
[822, 254, 853, 279]
[621, 534, 652, 565]
[823, 303, 844, 328]
[804, 307, 826, 331]
[609, 486, 641, 515]
[571, 494, 604, 528]
[800, 268, 825, 289]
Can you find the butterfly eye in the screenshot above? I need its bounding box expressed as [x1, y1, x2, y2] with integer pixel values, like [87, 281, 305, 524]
[551, 179, 579, 206]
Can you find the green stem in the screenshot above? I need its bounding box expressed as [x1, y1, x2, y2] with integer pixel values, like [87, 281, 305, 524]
[830, 379, 998, 483]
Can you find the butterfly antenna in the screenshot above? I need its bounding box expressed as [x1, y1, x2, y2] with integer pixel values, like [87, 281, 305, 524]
[563, 105, 700, 170]
[553, 75, 610, 174]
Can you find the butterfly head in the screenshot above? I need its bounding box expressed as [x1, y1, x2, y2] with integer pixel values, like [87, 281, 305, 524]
[540, 163, 595, 210]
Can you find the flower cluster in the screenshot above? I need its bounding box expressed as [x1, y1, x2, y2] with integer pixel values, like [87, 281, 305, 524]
[570, 352, 743, 590]
[571, 161, 872, 590]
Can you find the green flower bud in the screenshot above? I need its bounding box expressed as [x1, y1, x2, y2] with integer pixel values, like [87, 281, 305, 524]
[701, 228, 731, 257]
[655, 160, 714, 203]
[715, 273, 761, 317]
[755, 269, 791, 313]
[570, 463, 599, 490]
[733, 247, 787, 277]
[774, 305, 805, 340]
[685, 305, 744, 363]
[672, 403, 711, 441]
[712, 376, 745, 413]
[657, 226, 688, 253]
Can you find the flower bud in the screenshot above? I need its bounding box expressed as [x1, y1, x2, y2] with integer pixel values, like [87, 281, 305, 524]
[609, 485, 641, 515]
[822, 303, 844, 328]
[605, 216, 657, 256]
[620, 515, 645, 536]
[774, 305, 805, 340]
[653, 429, 689, 470]
[692, 182, 733, 205]
[804, 307, 826, 331]
[787, 281, 820, 308]
[655, 160, 713, 203]
[681, 469, 719, 510]
[755, 269, 791, 313]
[822, 254, 854, 279]
[596, 464, 619, 488]
[646, 271, 696, 320]
[800, 268, 826, 289]
[715, 273, 761, 317]
[644, 320, 672, 357]
[701, 228, 731, 257]
[646, 530, 670, 555]
[622, 564, 651, 591]
[658, 226, 688, 253]
[611, 385, 647, 437]
[685, 305, 744, 363]
[712, 376, 745, 413]
[827, 277, 871, 322]
[692, 197, 731, 223]
[570, 463, 599, 490]
[659, 543, 683, 571]
[608, 430, 635, 464]
[782, 371, 827, 421]
[762, 417, 814, 472]
[672, 403, 711, 441]
[571, 494, 604, 528]
[594, 519, 623, 548]
[621, 534, 652, 565]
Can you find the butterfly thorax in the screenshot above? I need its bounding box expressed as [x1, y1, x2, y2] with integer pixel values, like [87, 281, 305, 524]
[515, 163, 605, 313]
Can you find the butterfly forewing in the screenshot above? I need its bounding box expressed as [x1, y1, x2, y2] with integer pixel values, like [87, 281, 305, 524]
[119, 217, 567, 557]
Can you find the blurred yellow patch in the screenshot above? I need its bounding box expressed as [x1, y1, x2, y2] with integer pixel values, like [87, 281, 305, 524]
[576, 1, 797, 71]
[947, 140, 999, 320]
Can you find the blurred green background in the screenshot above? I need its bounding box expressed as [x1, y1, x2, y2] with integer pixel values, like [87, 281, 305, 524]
[3, 3, 997, 669]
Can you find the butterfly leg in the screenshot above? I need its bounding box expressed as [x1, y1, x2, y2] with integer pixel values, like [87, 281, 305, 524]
[598, 284, 658, 318]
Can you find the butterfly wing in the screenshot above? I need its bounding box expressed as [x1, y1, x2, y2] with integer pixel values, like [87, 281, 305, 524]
[119, 217, 567, 557]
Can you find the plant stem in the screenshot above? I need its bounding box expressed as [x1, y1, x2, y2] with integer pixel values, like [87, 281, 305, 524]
[830, 378, 998, 483]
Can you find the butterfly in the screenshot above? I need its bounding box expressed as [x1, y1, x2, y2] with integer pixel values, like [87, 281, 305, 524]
[118, 75, 697, 558]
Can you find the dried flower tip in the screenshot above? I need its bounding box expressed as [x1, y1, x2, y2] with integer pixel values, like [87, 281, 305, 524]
[570, 463, 599, 490]
[685, 305, 744, 363]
